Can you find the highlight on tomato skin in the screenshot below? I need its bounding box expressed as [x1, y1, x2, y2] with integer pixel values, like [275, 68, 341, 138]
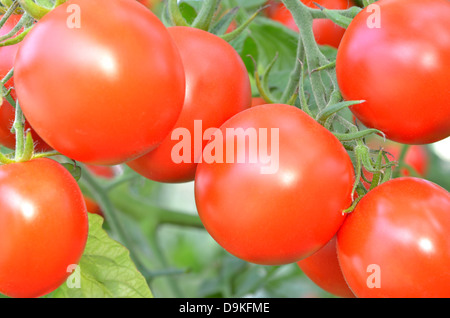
[0, 158, 89, 298]
[337, 177, 450, 298]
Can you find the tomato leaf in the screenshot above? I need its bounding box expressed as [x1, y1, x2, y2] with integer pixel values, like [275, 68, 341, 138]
[47, 214, 153, 298]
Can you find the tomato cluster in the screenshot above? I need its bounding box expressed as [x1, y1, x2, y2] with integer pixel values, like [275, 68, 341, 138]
[0, 0, 448, 299]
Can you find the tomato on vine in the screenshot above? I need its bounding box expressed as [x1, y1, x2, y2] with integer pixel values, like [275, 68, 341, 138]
[14, 0, 185, 165]
[0, 158, 88, 298]
[195, 104, 354, 265]
[337, 177, 450, 298]
[337, 0, 450, 144]
[127, 26, 251, 183]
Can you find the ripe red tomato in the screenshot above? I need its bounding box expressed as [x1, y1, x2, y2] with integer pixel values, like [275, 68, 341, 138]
[337, 177, 450, 298]
[85, 164, 118, 179]
[14, 0, 185, 165]
[336, 0, 450, 145]
[127, 26, 251, 183]
[194, 104, 354, 265]
[297, 236, 355, 298]
[0, 158, 88, 298]
[0, 15, 51, 152]
[269, 0, 355, 48]
[84, 195, 104, 217]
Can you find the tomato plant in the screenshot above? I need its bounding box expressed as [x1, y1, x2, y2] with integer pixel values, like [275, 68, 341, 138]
[269, 0, 355, 48]
[337, 177, 450, 298]
[0, 0, 448, 300]
[127, 26, 251, 183]
[14, 0, 185, 165]
[194, 104, 354, 265]
[336, 0, 450, 145]
[297, 236, 354, 298]
[0, 158, 88, 298]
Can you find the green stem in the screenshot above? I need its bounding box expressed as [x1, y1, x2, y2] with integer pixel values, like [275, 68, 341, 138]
[0, 25, 31, 47]
[19, 0, 50, 20]
[282, 0, 328, 110]
[0, 1, 19, 28]
[220, 7, 260, 42]
[0, 151, 15, 164]
[32, 150, 61, 158]
[191, 0, 219, 31]
[167, 0, 189, 27]
[13, 100, 25, 161]
[393, 144, 409, 178]
[280, 37, 304, 104]
[0, 13, 31, 42]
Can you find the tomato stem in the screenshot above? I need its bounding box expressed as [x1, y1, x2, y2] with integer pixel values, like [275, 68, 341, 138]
[0, 1, 20, 28]
[0, 25, 31, 47]
[167, 0, 190, 27]
[280, 37, 304, 104]
[282, 0, 329, 111]
[191, 0, 219, 31]
[393, 144, 410, 178]
[18, 0, 49, 20]
[12, 100, 25, 161]
[220, 7, 260, 42]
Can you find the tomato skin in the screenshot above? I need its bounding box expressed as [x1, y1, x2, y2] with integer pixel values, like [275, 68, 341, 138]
[195, 104, 354, 265]
[84, 196, 103, 217]
[0, 158, 88, 298]
[0, 15, 51, 152]
[85, 164, 118, 179]
[127, 26, 251, 183]
[251, 97, 267, 107]
[336, 0, 450, 145]
[337, 177, 450, 298]
[297, 236, 355, 298]
[14, 0, 185, 165]
[269, 0, 355, 48]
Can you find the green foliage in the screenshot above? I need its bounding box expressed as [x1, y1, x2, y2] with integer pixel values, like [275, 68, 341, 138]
[47, 214, 153, 298]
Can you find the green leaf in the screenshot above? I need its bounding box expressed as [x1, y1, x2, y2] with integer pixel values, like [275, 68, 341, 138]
[178, 2, 198, 25]
[61, 162, 82, 181]
[48, 214, 153, 298]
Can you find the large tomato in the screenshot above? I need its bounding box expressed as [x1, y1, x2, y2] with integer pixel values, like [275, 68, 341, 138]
[337, 177, 450, 298]
[194, 104, 355, 265]
[0, 15, 51, 152]
[297, 236, 355, 298]
[127, 26, 251, 183]
[0, 158, 88, 298]
[336, 0, 450, 145]
[269, 0, 355, 48]
[14, 0, 185, 165]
